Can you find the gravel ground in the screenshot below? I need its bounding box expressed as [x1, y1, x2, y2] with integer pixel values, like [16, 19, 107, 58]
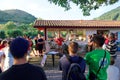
[30, 51, 120, 80]
[45, 51, 120, 80]
[45, 70, 62, 80]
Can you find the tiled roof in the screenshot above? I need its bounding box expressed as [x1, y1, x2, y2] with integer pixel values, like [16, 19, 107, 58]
[33, 20, 120, 28]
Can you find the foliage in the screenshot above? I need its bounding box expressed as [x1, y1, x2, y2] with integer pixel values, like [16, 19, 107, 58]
[22, 23, 39, 37]
[94, 6, 120, 20]
[48, 0, 118, 16]
[0, 22, 38, 38]
[38, 31, 44, 36]
[0, 30, 6, 39]
[0, 24, 5, 30]
[48, 32, 54, 38]
[7, 29, 23, 38]
[4, 21, 16, 29]
[18, 24, 29, 30]
[0, 10, 12, 24]
[0, 9, 40, 38]
[0, 9, 36, 24]
[24, 31, 38, 37]
[61, 31, 67, 37]
[7, 30, 13, 38]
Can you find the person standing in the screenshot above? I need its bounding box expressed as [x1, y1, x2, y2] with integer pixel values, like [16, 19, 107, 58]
[102, 34, 109, 49]
[87, 35, 93, 52]
[59, 42, 86, 80]
[0, 40, 8, 72]
[37, 34, 45, 56]
[2, 40, 14, 71]
[0, 51, 4, 73]
[85, 35, 110, 80]
[0, 38, 47, 80]
[105, 33, 117, 59]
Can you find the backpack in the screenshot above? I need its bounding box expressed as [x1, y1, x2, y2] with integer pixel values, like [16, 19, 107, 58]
[66, 57, 86, 80]
[62, 43, 68, 54]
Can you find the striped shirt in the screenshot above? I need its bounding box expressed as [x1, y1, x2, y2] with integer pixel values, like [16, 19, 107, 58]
[105, 40, 117, 56]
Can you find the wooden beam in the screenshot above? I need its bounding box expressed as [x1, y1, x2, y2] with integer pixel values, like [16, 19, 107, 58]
[44, 28, 47, 40]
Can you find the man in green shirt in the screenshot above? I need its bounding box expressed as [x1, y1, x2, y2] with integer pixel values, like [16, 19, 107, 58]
[85, 35, 110, 80]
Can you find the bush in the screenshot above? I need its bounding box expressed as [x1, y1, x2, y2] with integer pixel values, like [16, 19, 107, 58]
[0, 30, 6, 39]
[7, 29, 23, 38]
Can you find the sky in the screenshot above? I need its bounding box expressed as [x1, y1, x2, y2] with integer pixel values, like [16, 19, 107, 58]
[0, 0, 120, 20]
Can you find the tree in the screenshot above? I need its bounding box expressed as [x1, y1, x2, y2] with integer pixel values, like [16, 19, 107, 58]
[4, 21, 16, 29]
[112, 13, 119, 20]
[7, 30, 23, 38]
[19, 24, 29, 30]
[0, 30, 6, 39]
[48, 0, 119, 16]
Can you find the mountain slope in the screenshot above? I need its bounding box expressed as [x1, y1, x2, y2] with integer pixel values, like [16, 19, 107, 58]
[0, 10, 13, 22]
[94, 6, 120, 20]
[0, 9, 37, 24]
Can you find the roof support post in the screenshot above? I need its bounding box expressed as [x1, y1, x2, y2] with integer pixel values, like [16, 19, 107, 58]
[44, 28, 47, 40]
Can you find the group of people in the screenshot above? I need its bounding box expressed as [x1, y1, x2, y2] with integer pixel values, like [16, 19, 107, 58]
[24, 34, 45, 57]
[59, 33, 119, 80]
[87, 33, 117, 58]
[0, 37, 47, 80]
[0, 32, 119, 80]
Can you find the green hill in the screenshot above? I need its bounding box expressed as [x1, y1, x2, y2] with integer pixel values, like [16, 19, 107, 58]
[0, 9, 37, 24]
[94, 6, 120, 20]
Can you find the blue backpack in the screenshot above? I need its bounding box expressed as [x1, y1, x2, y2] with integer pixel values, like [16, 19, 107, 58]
[66, 57, 86, 80]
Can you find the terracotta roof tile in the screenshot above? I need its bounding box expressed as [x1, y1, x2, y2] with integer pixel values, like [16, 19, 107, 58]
[33, 20, 120, 28]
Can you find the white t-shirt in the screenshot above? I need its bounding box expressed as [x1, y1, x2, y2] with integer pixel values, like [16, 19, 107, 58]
[3, 47, 14, 71]
[102, 44, 106, 50]
[0, 50, 4, 71]
[107, 65, 119, 80]
[0, 50, 4, 57]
